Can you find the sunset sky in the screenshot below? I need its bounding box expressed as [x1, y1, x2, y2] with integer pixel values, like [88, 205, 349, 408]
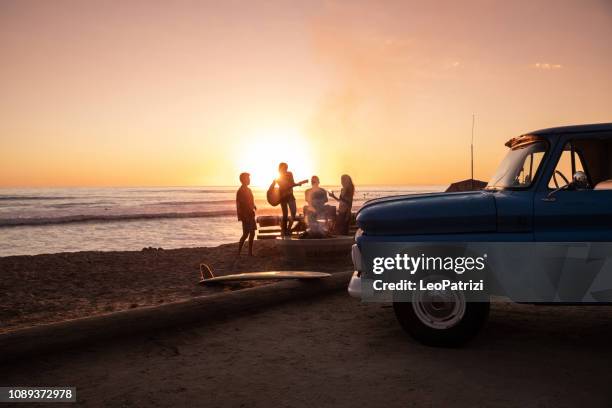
[1, 0, 611, 187]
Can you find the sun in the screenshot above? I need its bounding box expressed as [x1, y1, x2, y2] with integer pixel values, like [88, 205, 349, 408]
[236, 127, 315, 187]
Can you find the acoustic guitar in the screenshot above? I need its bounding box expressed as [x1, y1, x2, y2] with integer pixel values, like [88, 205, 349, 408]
[266, 179, 308, 206]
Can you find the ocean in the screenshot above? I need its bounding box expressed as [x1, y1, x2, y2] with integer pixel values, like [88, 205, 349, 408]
[0, 185, 444, 256]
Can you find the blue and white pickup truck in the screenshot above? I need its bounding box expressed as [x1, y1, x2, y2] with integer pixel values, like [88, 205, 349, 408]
[349, 123, 612, 346]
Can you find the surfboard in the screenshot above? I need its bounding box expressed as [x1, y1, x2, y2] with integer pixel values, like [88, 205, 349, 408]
[199, 271, 331, 285]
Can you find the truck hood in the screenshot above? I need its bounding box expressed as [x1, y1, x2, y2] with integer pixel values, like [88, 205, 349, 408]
[357, 191, 496, 235]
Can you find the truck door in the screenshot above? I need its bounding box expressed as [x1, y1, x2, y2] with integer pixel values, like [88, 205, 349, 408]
[532, 137, 612, 301]
[534, 138, 612, 242]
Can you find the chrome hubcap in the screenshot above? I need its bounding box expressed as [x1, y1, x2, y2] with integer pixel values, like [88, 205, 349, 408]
[413, 278, 466, 330]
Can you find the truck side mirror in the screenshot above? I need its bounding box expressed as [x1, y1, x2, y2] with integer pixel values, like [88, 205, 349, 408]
[572, 171, 589, 189]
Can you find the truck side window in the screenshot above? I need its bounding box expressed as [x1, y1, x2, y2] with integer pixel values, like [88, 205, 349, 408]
[516, 151, 545, 186]
[572, 137, 612, 189]
[548, 142, 585, 189]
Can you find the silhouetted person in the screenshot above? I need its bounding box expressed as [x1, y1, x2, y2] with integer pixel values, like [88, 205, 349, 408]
[304, 175, 329, 232]
[236, 172, 256, 255]
[330, 174, 354, 235]
[276, 162, 307, 237]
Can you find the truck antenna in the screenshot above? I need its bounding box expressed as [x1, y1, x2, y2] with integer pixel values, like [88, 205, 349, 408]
[471, 114, 475, 190]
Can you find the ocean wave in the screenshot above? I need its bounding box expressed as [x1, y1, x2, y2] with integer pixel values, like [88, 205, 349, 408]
[45, 201, 115, 208]
[0, 196, 75, 201]
[151, 199, 237, 206]
[0, 210, 237, 228]
[126, 188, 237, 194]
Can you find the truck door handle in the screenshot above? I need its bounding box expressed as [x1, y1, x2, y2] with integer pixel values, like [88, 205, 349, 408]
[541, 197, 556, 202]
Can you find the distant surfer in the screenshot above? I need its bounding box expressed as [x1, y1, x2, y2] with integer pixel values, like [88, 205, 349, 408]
[275, 162, 307, 237]
[236, 172, 256, 256]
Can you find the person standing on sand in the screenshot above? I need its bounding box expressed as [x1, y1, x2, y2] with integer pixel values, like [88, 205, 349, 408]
[329, 174, 354, 235]
[276, 162, 307, 237]
[236, 172, 256, 256]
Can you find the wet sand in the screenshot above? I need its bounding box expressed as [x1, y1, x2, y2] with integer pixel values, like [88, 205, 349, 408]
[0, 241, 351, 333]
[4, 292, 612, 407]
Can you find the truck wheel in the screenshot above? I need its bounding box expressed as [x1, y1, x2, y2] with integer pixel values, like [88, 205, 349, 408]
[393, 288, 489, 347]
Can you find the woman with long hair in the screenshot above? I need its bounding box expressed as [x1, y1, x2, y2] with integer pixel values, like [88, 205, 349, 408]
[329, 174, 354, 235]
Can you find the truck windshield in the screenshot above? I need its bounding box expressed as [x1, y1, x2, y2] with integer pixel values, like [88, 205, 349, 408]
[486, 141, 547, 189]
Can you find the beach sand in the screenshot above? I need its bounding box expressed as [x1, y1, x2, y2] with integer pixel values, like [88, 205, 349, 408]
[4, 292, 612, 407]
[0, 241, 351, 333]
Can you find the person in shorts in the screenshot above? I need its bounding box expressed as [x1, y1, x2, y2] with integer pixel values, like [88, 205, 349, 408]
[236, 172, 256, 256]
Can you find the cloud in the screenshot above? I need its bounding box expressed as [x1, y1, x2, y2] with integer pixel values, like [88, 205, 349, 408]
[444, 61, 461, 69]
[534, 62, 563, 70]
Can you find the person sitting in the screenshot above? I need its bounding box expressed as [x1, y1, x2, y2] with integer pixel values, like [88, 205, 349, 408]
[304, 176, 329, 233]
[329, 174, 354, 235]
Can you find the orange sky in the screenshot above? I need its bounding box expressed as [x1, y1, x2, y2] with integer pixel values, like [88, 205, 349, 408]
[1, 0, 611, 187]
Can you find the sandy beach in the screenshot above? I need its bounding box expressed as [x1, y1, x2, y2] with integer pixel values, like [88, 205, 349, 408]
[5, 291, 612, 407]
[0, 241, 351, 333]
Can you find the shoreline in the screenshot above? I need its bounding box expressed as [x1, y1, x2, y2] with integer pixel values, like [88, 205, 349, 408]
[0, 241, 352, 334]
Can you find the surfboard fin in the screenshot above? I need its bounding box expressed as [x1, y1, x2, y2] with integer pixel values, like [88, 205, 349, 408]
[199, 263, 215, 282]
